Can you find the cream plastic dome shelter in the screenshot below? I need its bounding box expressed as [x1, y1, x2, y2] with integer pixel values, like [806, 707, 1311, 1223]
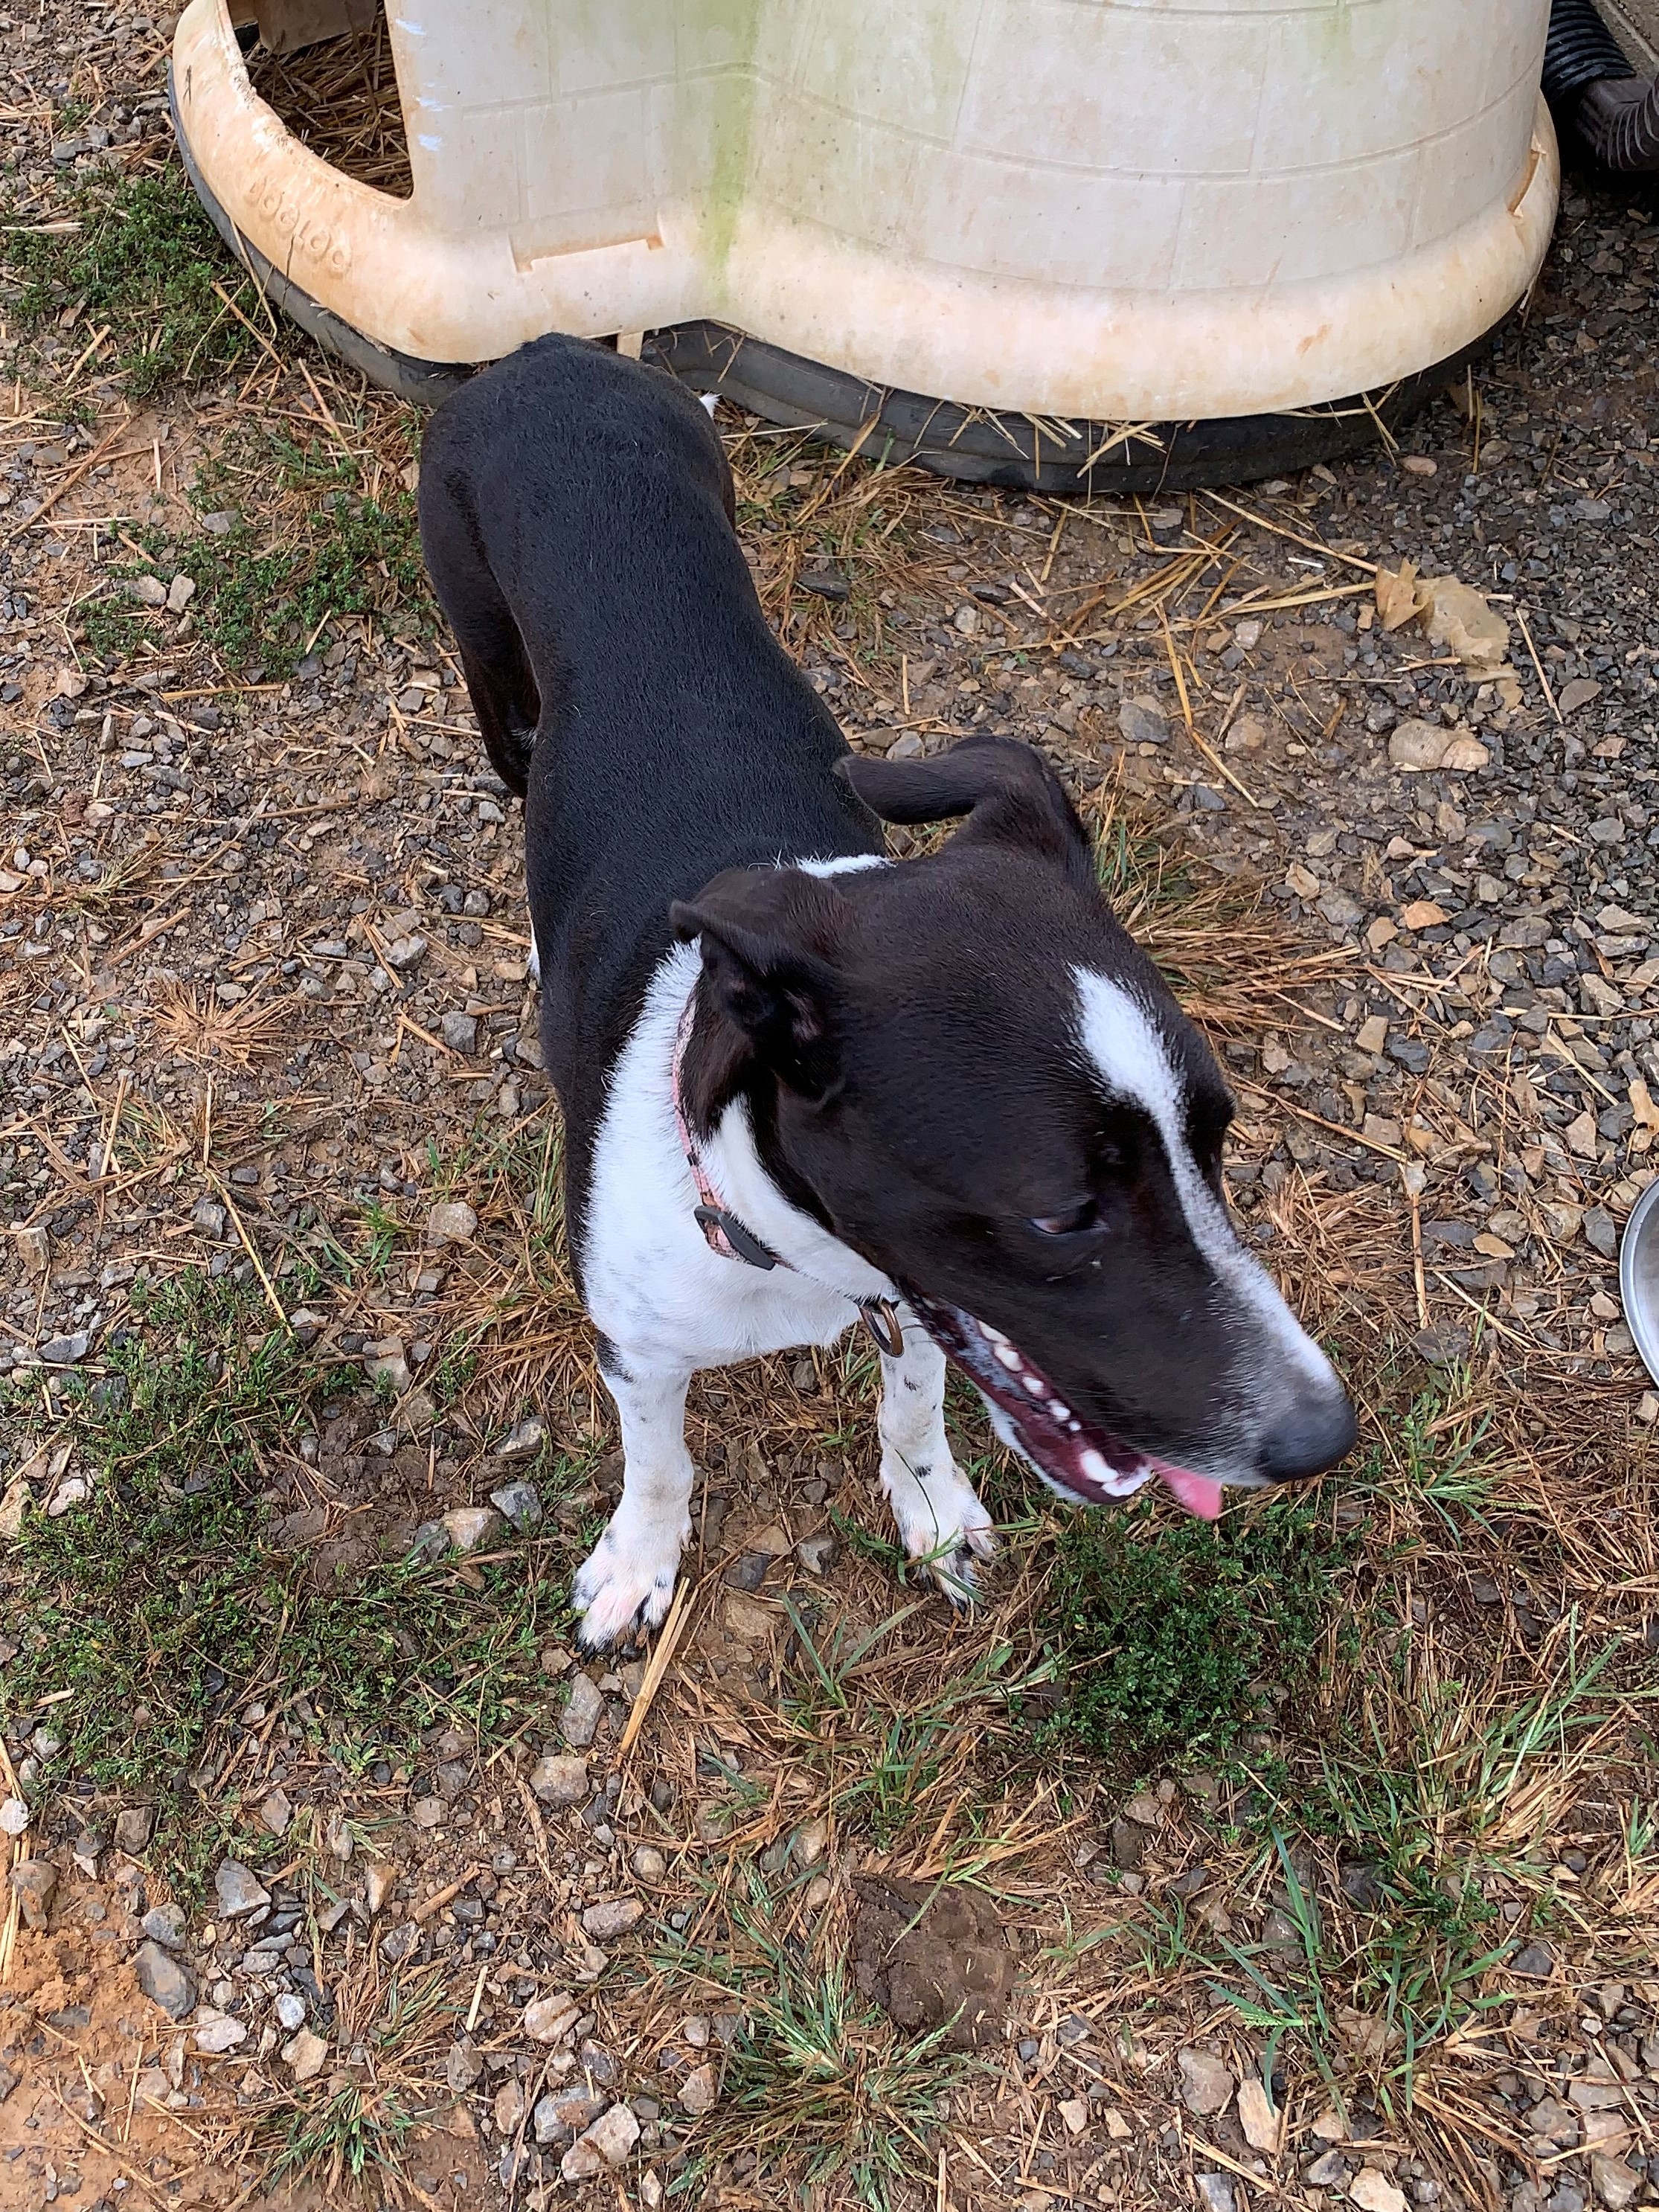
[172, 0, 1561, 491]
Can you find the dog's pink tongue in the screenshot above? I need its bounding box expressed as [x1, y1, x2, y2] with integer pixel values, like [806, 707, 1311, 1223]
[1152, 1461, 1225, 1521]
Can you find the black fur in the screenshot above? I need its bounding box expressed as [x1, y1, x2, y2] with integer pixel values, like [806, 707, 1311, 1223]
[420, 336, 878, 1255]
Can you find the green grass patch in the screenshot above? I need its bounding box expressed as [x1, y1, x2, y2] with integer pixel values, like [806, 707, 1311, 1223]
[658, 1868, 967, 2209]
[1038, 1493, 1354, 1774]
[5, 164, 261, 397]
[82, 423, 429, 673]
[0, 1272, 562, 1879]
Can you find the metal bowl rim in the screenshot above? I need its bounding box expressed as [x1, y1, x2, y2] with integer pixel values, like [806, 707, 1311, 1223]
[1618, 1176, 1659, 1386]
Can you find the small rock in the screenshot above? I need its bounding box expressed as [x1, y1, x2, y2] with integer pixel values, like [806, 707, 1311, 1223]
[133, 1942, 195, 2021]
[364, 1341, 411, 1391]
[1350, 2171, 1409, 2212]
[800, 568, 851, 602]
[494, 2077, 525, 2135]
[258, 1787, 292, 1838]
[126, 574, 168, 607]
[13, 1225, 49, 1277]
[1236, 2076, 1280, 2151]
[439, 1012, 478, 1054]
[275, 1991, 306, 2031]
[1583, 1208, 1619, 1261]
[1178, 2048, 1235, 2117]
[1511, 1940, 1555, 1978]
[10, 1862, 57, 1931]
[489, 1479, 542, 1527]
[426, 1198, 478, 1243]
[214, 1861, 270, 1917]
[536, 2086, 606, 2143]
[524, 1990, 581, 2045]
[795, 1530, 838, 1575]
[1440, 734, 1491, 772]
[194, 2011, 248, 2054]
[792, 1816, 829, 1868]
[113, 1805, 155, 1856]
[1119, 696, 1168, 748]
[0, 1799, 31, 1838]
[1307, 2152, 1351, 2187]
[440, 1505, 503, 1553]
[1559, 676, 1603, 717]
[141, 1902, 186, 1949]
[1058, 2096, 1088, 2135]
[411, 1797, 444, 1830]
[530, 1751, 589, 1806]
[582, 1897, 644, 1942]
[1591, 2155, 1643, 2210]
[45, 1472, 90, 1518]
[447, 2040, 484, 2092]
[562, 1673, 605, 1749]
[1387, 719, 1449, 772]
[364, 1861, 397, 1916]
[383, 932, 427, 970]
[576, 2100, 641, 2170]
[680, 2063, 718, 2117]
[1197, 2178, 1236, 2212]
[282, 2027, 329, 2082]
[38, 1333, 89, 1367]
[0, 1482, 28, 1545]
[632, 1845, 667, 1881]
[495, 1414, 546, 1461]
[165, 574, 196, 615]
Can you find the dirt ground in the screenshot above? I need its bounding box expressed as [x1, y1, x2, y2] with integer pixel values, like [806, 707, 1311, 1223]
[4, 10, 1659, 2212]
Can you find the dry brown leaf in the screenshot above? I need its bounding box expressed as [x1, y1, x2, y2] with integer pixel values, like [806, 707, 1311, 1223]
[1374, 558, 1422, 632]
[1420, 574, 1510, 672]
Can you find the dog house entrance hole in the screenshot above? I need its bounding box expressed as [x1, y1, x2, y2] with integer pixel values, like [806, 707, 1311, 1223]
[239, 0, 412, 200]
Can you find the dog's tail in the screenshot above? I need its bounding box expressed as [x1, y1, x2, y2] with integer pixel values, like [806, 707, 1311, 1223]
[417, 446, 540, 800]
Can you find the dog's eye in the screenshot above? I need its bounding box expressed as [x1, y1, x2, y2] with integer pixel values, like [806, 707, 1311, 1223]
[1029, 1199, 1098, 1237]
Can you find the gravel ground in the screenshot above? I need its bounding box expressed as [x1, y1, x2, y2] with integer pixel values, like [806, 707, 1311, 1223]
[2, 10, 1659, 2211]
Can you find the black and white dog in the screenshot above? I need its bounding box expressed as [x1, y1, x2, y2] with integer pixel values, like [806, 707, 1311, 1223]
[419, 336, 1356, 1650]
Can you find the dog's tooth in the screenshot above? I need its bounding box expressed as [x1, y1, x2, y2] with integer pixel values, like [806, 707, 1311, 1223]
[992, 1343, 1022, 1372]
[1048, 1400, 1070, 1421]
[1021, 1371, 1045, 1396]
[980, 1324, 1010, 1345]
[1078, 1448, 1109, 1482]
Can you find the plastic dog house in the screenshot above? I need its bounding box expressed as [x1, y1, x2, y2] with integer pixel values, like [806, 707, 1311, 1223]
[173, 0, 1560, 490]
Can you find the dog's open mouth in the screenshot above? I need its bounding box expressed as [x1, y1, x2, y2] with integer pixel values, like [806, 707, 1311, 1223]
[905, 1293, 1225, 1521]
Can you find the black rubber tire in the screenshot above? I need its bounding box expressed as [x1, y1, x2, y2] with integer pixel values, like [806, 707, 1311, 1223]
[172, 64, 1491, 492]
[644, 321, 1478, 495]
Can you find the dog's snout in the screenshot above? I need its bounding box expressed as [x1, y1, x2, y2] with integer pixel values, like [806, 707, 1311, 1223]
[1258, 1388, 1358, 1485]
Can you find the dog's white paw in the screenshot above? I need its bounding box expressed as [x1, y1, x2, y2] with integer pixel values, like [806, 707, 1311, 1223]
[880, 1452, 996, 1606]
[572, 1504, 687, 1650]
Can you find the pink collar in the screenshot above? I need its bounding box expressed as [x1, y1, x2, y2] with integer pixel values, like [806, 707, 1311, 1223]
[670, 989, 905, 1356]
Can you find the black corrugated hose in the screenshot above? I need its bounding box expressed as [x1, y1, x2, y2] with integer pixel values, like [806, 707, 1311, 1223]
[1544, 0, 1659, 171]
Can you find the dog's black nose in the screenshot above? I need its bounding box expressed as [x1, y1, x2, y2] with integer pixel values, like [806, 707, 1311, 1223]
[1260, 1391, 1358, 1484]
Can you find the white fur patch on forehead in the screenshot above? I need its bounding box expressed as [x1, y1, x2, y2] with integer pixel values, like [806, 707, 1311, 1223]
[1073, 965, 1341, 1395]
[1071, 969, 1186, 1132]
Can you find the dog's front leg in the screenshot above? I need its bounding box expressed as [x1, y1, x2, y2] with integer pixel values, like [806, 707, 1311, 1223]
[878, 1314, 995, 1603]
[573, 1360, 695, 1650]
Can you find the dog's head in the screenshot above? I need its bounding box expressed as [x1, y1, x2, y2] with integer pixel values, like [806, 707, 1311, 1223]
[670, 734, 1355, 1517]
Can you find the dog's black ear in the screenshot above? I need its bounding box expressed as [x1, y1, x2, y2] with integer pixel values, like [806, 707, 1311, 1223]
[837, 734, 1095, 892]
[670, 871, 844, 1103]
